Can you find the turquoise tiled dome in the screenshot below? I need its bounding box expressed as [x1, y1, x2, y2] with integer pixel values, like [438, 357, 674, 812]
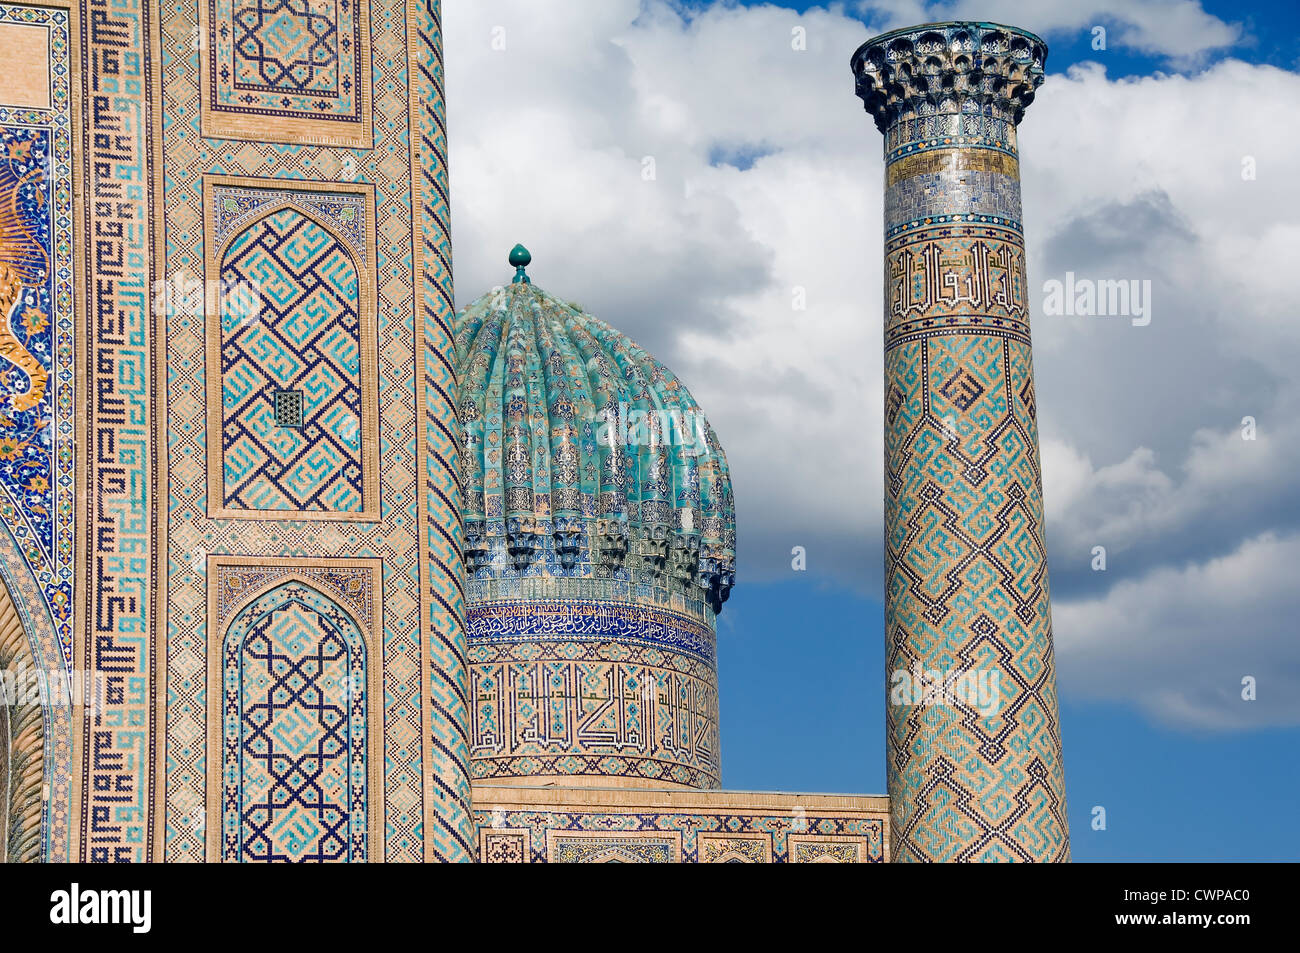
[454, 249, 736, 613]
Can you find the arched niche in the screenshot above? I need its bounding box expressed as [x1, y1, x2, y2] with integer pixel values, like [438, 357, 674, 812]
[209, 576, 379, 862]
[0, 518, 68, 863]
[205, 195, 379, 522]
[0, 571, 41, 863]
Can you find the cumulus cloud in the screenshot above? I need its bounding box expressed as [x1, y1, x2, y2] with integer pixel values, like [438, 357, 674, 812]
[444, 1, 1300, 728]
[1053, 531, 1300, 730]
[861, 0, 1243, 61]
[1026, 61, 1300, 596]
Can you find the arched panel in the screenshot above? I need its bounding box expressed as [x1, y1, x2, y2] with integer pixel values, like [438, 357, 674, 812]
[208, 573, 381, 863]
[547, 830, 680, 863]
[0, 512, 69, 864]
[204, 179, 379, 522]
[0, 572, 41, 863]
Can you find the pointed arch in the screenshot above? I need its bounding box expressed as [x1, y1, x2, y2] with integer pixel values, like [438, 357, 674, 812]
[203, 177, 379, 521]
[0, 515, 68, 864]
[205, 557, 383, 862]
[547, 830, 680, 863]
[0, 571, 41, 863]
[211, 199, 369, 267]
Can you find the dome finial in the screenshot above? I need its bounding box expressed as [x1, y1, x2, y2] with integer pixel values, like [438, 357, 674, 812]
[509, 243, 531, 284]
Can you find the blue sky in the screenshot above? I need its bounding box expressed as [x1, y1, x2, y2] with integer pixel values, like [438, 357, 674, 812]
[445, 0, 1300, 861]
[717, 0, 1300, 862]
[718, 580, 1300, 862]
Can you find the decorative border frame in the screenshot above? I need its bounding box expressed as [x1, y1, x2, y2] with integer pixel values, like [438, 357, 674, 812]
[479, 827, 529, 863]
[0, 0, 78, 864]
[474, 787, 889, 863]
[67, 0, 166, 862]
[467, 598, 716, 663]
[546, 828, 683, 864]
[787, 833, 869, 863]
[197, 0, 373, 148]
[204, 554, 385, 861]
[411, 0, 475, 860]
[468, 637, 722, 790]
[202, 174, 380, 522]
[698, 831, 773, 863]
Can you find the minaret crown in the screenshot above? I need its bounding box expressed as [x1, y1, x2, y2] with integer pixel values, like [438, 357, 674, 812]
[851, 21, 1047, 135]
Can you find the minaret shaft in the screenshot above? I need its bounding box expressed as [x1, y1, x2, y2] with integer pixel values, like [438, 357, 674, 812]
[853, 22, 1069, 862]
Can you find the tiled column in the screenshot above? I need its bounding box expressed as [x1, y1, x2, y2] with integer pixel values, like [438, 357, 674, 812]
[852, 22, 1069, 861]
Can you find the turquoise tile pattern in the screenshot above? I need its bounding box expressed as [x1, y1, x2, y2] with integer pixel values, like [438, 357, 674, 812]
[853, 21, 1070, 862]
[455, 264, 736, 788]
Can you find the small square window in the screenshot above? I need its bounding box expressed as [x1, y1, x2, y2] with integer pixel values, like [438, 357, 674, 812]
[273, 389, 304, 428]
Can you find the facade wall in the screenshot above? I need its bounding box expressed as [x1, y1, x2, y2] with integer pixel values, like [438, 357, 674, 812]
[473, 784, 889, 863]
[156, 0, 471, 863]
[0, 6, 1041, 865]
[0, 0, 471, 862]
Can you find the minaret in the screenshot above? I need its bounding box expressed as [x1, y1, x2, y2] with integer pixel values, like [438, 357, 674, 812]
[851, 22, 1069, 861]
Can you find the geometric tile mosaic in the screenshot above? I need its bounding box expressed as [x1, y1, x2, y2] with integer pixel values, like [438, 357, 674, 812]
[479, 828, 528, 863]
[69, 0, 165, 861]
[200, 0, 372, 147]
[858, 20, 1069, 862]
[0, 0, 75, 862]
[474, 791, 887, 863]
[469, 630, 721, 789]
[883, 269, 1068, 862]
[163, 1, 474, 862]
[699, 832, 771, 863]
[204, 176, 378, 521]
[547, 830, 682, 864]
[788, 834, 868, 863]
[206, 556, 383, 862]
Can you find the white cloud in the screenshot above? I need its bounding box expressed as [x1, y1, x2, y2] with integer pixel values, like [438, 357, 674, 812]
[862, 0, 1243, 61]
[1054, 531, 1300, 730]
[1041, 419, 1299, 583]
[444, 0, 1300, 728]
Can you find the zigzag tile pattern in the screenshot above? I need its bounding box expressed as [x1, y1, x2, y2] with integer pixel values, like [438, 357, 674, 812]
[856, 21, 1069, 863]
[219, 207, 365, 512]
[417, 0, 475, 861]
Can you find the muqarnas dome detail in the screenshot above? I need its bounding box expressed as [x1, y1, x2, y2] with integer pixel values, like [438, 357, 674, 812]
[456, 246, 735, 789]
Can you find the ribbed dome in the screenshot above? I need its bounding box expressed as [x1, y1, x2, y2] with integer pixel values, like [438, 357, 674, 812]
[454, 252, 735, 612]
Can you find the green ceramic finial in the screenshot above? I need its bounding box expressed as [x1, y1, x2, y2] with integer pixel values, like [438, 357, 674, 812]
[509, 243, 531, 283]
